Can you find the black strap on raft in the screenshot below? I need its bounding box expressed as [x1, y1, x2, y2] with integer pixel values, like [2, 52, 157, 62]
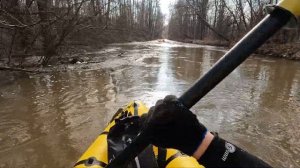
[157, 148, 183, 168]
[164, 152, 182, 166]
[157, 148, 167, 168]
[135, 145, 158, 168]
[107, 111, 158, 168]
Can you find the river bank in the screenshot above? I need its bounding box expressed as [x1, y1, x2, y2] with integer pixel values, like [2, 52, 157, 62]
[0, 29, 156, 70]
[1, 39, 299, 74]
[179, 39, 300, 61]
[256, 43, 300, 60]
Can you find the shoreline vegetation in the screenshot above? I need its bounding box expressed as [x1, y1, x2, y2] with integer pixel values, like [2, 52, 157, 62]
[167, 0, 300, 61]
[180, 39, 300, 61]
[0, 0, 164, 68]
[0, 38, 299, 74]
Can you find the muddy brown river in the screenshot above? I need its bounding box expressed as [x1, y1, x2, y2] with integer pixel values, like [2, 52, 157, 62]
[0, 40, 299, 168]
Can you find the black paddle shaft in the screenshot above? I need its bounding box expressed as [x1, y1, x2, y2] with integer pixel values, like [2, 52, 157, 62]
[105, 7, 293, 168]
[179, 7, 293, 108]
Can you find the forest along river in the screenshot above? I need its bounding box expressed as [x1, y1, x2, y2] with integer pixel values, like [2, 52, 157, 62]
[0, 40, 299, 168]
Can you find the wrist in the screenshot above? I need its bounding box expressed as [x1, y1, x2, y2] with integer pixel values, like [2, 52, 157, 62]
[192, 132, 214, 160]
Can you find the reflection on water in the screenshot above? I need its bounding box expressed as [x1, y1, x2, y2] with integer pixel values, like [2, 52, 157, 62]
[0, 40, 299, 168]
[0, 71, 113, 167]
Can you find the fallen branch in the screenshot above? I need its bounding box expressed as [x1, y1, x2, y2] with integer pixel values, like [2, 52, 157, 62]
[0, 66, 47, 73]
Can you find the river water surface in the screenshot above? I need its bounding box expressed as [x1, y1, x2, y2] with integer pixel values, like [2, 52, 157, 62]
[0, 40, 299, 168]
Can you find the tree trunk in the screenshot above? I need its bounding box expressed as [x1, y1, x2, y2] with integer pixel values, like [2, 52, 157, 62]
[236, 0, 248, 30]
[106, 0, 111, 27]
[36, 0, 56, 65]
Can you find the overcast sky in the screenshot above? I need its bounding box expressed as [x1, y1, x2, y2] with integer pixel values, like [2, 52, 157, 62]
[160, 0, 177, 24]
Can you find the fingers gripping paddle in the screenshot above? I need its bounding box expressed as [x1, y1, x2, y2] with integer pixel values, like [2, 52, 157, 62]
[105, 2, 297, 167]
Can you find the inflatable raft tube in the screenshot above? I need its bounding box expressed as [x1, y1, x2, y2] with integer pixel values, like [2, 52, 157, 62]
[74, 101, 204, 168]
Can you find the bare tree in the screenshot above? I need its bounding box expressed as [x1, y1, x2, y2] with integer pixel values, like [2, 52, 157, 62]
[0, 0, 164, 67]
[168, 0, 298, 44]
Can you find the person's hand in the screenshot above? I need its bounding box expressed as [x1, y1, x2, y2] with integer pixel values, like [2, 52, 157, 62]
[141, 95, 207, 156]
